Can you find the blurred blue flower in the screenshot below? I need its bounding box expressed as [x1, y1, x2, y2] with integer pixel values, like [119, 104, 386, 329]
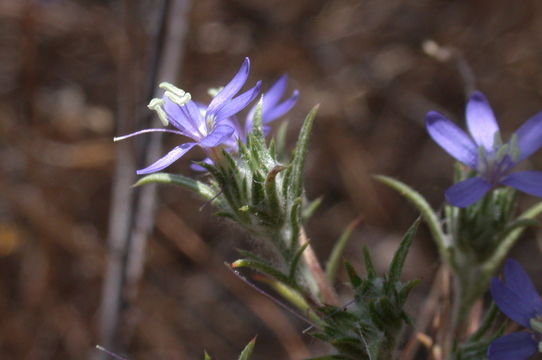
[114, 57, 261, 175]
[489, 259, 542, 360]
[426, 91, 542, 207]
[242, 74, 299, 140]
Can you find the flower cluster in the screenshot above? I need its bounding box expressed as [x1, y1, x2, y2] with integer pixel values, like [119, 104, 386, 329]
[426, 92, 542, 207]
[114, 57, 298, 175]
[489, 259, 542, 360]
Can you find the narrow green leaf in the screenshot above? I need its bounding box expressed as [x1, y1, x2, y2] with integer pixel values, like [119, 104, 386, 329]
[232, 259, 295, 288]
[397, 279, 420, 305]
[265, 165, 287, 223]
[281, 165, 293, 200]
[289, 242, 310, 280]
[203, 351, 212, 360]
[268, 138, 277, 160]
[251, 173, 266, 208]
[303, 196, 323, 222]
[257, 276, 312, 315]
[326, 217, 362, 283]
[134, 172, 214, 200]
[362, 246, 377, 280]
[238, 337, 256, 360]
[290, 105, 319, 199]
[387, 218, 420, 287]
[289, 198, 303, 252]
[345, 262, 362, 288]
[374, 175, 449, 263]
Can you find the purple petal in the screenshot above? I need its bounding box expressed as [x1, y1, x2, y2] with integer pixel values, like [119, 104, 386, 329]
[263, 75, 288, 110]
[516, 111, 542, 162]
[163, 98, 203, 139]
[491, 278, 539, 328]
[213, 81, 262, 122]
[199, 124, 235, 148]
[501, 171, 542, 198]
[503, 259, 542, 314]
[425, 111, 478, 168]
[466, 91, 499, 151]
[136, 142, 197, 175]
[487, 332, 538, 360]
[263, 89, 299, 124]
[114, 128, 188, 142]
[444, 177, 491, 207]
[207, 57, 250, 116]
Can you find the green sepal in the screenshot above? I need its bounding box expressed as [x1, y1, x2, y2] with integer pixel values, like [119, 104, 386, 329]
[247, 98, 273, 167]
[238, 337, 256, 360]
[134, 172, 215, 200]
[250, 97, 266, 147]
[326, 218, 361, 284]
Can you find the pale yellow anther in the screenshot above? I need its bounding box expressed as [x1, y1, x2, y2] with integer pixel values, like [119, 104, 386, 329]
[164, 90, 191, 107]
[158, 82, 192, 108]
[159, 82, 187, 97]
[208, 86, 224, 97]
[147, 98, 169, 126]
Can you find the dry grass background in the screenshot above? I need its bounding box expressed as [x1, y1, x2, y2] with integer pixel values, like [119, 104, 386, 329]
[1, 0, 542, 359]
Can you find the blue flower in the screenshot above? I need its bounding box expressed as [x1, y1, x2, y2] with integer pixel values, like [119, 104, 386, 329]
[114, 57, 261, 175]
[426, 91, 542, 207]
[190, 74, 298, 171]
[489, 259, 542, 360]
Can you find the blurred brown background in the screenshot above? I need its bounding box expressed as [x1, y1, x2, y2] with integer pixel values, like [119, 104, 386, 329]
[2, 0, 542, 359]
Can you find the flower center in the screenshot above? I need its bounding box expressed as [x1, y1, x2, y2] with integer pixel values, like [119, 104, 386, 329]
[476, 132, 520, 184]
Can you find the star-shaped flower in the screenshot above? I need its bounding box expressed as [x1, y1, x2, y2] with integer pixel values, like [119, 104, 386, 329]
[114, 57, 261, 174]
[426, 91, 542, 207]
[190, 74, 298, 171]
[489, 259, 542, 360]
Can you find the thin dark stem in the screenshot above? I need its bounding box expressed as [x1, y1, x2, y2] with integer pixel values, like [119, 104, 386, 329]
[96, 0, 191, 358]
